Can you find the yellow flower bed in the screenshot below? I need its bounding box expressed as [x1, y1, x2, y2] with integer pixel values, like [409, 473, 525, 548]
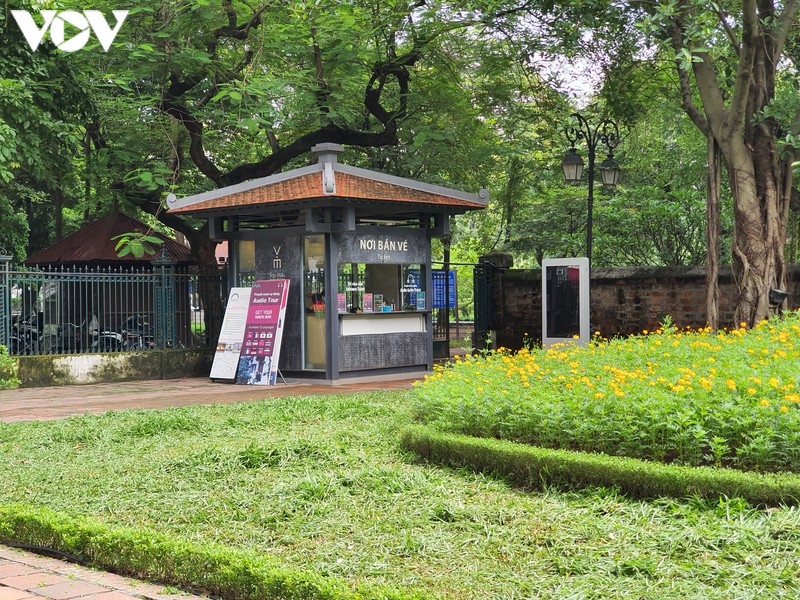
[413, 315, 800, 472]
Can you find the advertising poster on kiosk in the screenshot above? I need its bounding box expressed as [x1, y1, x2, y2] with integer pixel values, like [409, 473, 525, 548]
[234, 279, 290, 385]
[209, 287, 252, 381]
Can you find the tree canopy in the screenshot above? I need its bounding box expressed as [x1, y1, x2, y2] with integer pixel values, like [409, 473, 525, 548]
[3, 0, 800, 329]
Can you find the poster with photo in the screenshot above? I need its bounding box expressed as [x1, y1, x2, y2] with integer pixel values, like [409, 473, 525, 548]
[234, 279, 290, 386]
[209, 287, 251, 381]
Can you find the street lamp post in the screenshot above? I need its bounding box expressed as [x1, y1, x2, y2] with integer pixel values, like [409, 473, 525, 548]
[561, 113, 621, 265]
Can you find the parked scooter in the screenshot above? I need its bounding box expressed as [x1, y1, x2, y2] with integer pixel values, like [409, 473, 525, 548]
[89, 315, 124, 352]
[10, 313, 41, 355]
[122, 314, 155, 350]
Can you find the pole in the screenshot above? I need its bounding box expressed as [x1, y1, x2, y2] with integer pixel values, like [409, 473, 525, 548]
[586, 142, 596, 266]
[563, 113, 620, 267]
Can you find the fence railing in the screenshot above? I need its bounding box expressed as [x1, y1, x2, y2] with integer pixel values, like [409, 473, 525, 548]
[0, 263, 227, 356]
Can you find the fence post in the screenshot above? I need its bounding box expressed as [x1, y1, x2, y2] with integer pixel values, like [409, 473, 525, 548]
[152, 248, 177, 349]
[0, 249, 10, 350]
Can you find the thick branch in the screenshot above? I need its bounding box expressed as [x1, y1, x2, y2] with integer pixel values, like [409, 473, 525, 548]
[159, 100, 224, 185]
[691, 50, 732, 140]
[666, 19, 709, 135]
[311, 27, 331, 117]
[674, 57, 709, 135]
[771, 0, 800, 59]
[221, 123, 398, 185]
[715, 7, 740, 49]
[727, 0, 758, 134]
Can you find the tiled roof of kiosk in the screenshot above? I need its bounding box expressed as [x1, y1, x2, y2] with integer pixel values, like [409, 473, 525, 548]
[167, 145, 488, 216]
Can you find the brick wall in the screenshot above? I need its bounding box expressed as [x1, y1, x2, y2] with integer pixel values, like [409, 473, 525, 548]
[488, 262, 800, 350]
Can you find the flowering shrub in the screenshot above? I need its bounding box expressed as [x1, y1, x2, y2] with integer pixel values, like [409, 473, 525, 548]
[413, 314, 800, 473]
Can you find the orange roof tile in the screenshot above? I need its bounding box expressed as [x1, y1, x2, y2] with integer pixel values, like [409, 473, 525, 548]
[169, 169, 486, 215]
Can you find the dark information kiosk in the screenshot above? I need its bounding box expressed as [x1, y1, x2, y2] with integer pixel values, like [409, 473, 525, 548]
[168, 143, 488, 382]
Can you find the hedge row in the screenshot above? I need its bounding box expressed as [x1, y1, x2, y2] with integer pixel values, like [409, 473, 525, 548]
[0, 505, 430, 600]
[400, 426, 800, 507]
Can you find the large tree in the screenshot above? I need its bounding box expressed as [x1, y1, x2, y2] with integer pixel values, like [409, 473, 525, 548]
[75, 0, 547, 271]
[633, 0, 800, 325]
[0, 4, 93, 259]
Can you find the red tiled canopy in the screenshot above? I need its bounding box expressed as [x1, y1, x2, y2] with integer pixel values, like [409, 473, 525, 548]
[24, 213, 193, 266]
[167, 145, 488, 218]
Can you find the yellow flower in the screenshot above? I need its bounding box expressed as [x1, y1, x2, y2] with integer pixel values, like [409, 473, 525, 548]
[760, 399, 770, 407]
[726, 379, 737, 391]
[780, 405, 789, 413]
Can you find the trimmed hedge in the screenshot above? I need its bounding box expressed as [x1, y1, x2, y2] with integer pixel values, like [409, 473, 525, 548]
[401, 426, 800, 507]
[0, 505, 430, 600]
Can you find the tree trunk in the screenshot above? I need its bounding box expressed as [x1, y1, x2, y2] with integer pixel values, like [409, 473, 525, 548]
[53, 187, 64, 242]
[705, 136, 721, 332]
[187, 227, 225, 347]
[723, 129, 791, 326]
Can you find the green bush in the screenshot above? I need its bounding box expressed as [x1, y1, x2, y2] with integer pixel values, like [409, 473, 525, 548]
[413, 314, 800, 472]
[401, 426, 800, 507]
[0, 345, 19, 389]
[0, 504, 430, 600]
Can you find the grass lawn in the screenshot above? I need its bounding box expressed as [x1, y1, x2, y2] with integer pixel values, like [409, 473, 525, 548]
[1, 391, 799, 599]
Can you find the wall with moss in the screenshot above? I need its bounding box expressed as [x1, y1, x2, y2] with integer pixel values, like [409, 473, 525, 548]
[11, 349, 213, 388]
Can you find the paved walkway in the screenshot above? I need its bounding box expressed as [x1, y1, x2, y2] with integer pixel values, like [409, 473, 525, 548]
[0, 374, 422, 423]
[0, 374, 423, 598]
[0, 545, 209, 600]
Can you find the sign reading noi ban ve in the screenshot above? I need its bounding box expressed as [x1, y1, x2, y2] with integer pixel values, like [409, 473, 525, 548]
[11, 10, 128, 52]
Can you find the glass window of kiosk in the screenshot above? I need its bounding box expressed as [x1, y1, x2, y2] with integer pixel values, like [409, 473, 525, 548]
[236, 240, 255, 286]
[303, 235, 325, 369]
[337, 263, 424, 313]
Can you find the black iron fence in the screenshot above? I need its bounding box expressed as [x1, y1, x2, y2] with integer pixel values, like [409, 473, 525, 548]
[0, 260, 227, 356]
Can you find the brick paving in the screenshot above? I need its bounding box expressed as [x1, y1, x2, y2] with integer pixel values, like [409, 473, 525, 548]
[0, 374, 422, 423]
[0, 373, 424, 599]
[0, 546, 208, 600]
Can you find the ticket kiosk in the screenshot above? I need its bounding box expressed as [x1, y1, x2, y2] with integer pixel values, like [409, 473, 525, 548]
[168, 144, 488, 381]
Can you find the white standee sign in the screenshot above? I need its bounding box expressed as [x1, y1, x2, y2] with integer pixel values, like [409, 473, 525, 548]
[209, 287, 251, 381]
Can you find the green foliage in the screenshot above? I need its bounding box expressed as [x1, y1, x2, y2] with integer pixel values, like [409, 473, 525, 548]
[413, 313, 800, 473]
[0, 345, 19, 389]
[0, 505, 426, 600]
[401, 426, 800, 507]
[0, 182, 30, 262]
[111, 232, 164, 259]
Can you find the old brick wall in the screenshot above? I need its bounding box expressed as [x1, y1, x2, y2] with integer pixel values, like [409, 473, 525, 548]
[489, 263, 800, 350]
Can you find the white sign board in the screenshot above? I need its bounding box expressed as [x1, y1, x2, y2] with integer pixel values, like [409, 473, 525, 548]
[209, 287, 251, 380]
